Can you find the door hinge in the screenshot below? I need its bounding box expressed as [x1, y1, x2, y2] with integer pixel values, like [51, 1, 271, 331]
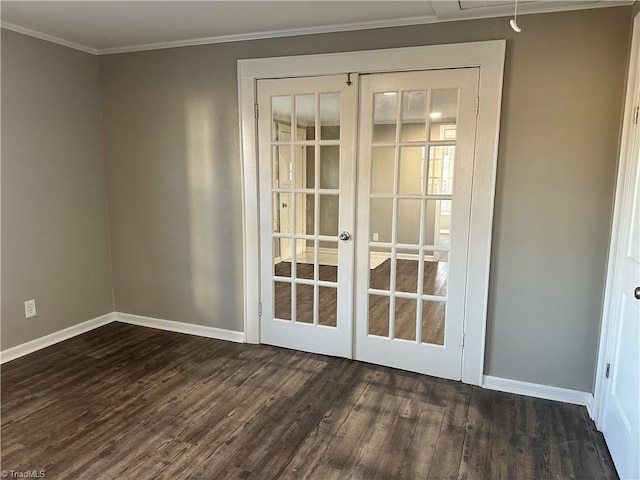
[254, 103, 259, 119]
[461, 331, 465, 347]
[258, 302, 263, 316]
[475, 96, 480, 115]
[633, 105, 639, 124]
[605, 363, 611, 378]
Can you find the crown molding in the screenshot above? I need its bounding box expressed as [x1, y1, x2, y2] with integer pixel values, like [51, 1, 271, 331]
[1, 21, 98, 55]
[97, 14, 442, 55]
[1, 1, 634, 57]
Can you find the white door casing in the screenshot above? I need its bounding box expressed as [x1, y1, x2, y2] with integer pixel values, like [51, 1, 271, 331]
[238, 41, 505, 386]
[594, 14, 640, 480]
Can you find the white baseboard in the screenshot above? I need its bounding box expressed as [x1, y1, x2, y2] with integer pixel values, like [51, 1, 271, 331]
[114, 312, 245, 343]
[483, 375, 594, 408]
[586, 395, 595, 421]
[1, 311, 246, 364]
[0, 312, 115, 364]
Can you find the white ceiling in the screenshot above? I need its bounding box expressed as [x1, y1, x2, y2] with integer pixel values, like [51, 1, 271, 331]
[0, 0, 632, 55]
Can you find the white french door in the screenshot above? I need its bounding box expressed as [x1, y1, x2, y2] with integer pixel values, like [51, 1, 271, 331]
[355, 69, 479, 380]
[257, 75, 356, 358]
[257, 68, 479, 380]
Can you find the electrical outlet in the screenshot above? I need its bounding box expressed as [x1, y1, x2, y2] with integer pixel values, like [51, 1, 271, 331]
[24, 299, 37, 318]
[373, 232, 379, 241]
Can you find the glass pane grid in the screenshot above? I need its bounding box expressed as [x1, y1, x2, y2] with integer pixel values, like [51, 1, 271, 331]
[270, 89, 342, 330]
[367, 86, 456, 344]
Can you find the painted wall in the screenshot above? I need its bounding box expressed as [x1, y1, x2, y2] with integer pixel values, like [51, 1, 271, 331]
[1, 30, 113, 350]
[98, 6, 631, 391]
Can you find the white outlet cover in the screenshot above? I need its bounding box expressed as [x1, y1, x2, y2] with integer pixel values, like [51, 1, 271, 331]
[24, 299, 37, 318]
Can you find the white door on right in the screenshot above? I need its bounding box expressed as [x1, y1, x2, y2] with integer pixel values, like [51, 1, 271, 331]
[602, 99, 640, 478]
[355, 68, 479, 380]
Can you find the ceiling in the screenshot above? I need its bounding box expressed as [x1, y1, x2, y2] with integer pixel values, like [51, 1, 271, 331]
[0, 1, 632, 55]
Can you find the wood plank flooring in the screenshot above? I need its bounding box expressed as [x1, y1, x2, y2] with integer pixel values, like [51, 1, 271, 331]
[1, 322, 617, 479]
[274, 259, 447, 344]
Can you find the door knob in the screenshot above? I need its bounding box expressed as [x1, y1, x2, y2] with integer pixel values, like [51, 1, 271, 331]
[339, 231, 352, 241]
[635, 286, 640, 300]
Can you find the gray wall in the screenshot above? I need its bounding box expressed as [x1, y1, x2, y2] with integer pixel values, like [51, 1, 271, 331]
[1, 30, 113, 350]
[98, 6, 631, 392]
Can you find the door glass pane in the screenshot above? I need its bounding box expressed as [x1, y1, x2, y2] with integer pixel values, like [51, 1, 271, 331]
[401, 91, 427, 142]
[319, 146, 340, 189]
[273, 193, 293, 235]
[274, 281, 291, 320]
[373, 92, 397, 142]
[395, 251, 419, 294]
[320, 93, 340, 140]
[318, 195, 339, 236]
[370, 198, 393, 243]
[397, 199, 422, 245]
[371, 147, 395, 194]
[369, 248, 391, 291]
[295, 239, 314, 280]
[368, 294, 390, 337]
[424, 250, 448, 296]
[272, 96, 291, 141]
[398, 147, 424, 194]
[318, 241, 338, 282]
[424, 200, 451, 247]
[422, 300, 445, 345]
[429, 88, 458, 141]
[318, 286, 337, 327]
[427, 146, 455, 195]
[395, 297, 416, 341]
[273, 245, 291, 278]
[273, 145, 292, 189]
[295, 94, 315, 139]
[305, 146, 316, 189]
[293, 145, 307, 189]
[296, 193, 314, 236]
[296, 283, 314, 323]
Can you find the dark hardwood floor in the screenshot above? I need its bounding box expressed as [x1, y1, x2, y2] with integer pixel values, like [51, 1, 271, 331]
[1, 322, 617, 479]
[275, 259, 447, 344]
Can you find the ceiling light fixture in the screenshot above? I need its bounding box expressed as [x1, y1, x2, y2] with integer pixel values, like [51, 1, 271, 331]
[430, 112, 442, 119]
[510, 0, 522, 32]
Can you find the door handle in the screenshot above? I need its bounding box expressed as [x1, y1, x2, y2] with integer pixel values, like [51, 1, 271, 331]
[339, 231, 352, 241]
[635, 286, 640, 300]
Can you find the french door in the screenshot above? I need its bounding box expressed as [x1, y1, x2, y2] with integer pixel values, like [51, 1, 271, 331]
[257, 68, 479, 380]
[355, 69, 478, 379]
[257, 75, 356, 357]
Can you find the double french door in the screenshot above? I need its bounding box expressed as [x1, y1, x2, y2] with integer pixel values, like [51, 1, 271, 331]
[257, 68, 479, 380]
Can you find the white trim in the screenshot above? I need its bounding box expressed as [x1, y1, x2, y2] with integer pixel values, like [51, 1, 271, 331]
[0, 313, 114, 364]
[115, 312, 245, 343]
[239, 41, 505, 387]
[98, 14, 440, 55]
[1, 22, 98, 55]
[587, 395, 595, 421]
[593, 11, 640, 431]
[483, 375, 594, 408]
[239, 61, 261, 345]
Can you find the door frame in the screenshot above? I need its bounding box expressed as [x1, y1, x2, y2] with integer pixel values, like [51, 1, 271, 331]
[237, 40, 506, 386]
[592, 12, 640, 428]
